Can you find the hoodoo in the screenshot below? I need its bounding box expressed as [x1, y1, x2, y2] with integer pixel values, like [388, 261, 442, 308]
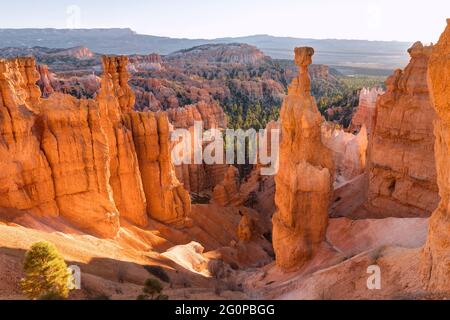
[422, 19, 450, 293]
[0, 55, 191, 237]
[272, 47, 334, 271]
[367, 42, 439, 218]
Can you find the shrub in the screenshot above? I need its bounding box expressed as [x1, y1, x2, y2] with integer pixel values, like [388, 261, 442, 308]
[137, 278, 168, 300]
[37, 292, 65, 300]
[143, 278, 163, 298]
[20, 241, 72, 300]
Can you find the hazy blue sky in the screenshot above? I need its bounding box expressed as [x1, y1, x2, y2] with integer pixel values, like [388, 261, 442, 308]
[1, 0, 449, 42]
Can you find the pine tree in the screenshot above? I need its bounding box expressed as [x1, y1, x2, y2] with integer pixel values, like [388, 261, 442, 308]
[137, 278, 168, 300]
[20, 241, 72, 300]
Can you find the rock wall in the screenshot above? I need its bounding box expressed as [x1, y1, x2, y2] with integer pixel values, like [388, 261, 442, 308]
[350, 87, 384, 135]
[36, 64, 55, 98]
[0, 58, 58, 218]
[0, 55, 191, 237]
[212, 166, 242, 207]
[36, 64, 100, 99]
[166, 101, 227, 130]
[322, 123, 368, 183]
[367, 42, 439, 218]
[422, 19, 450, 293]
[168, 101, 228, 193]
[97, 56, 148, 227]
[127, 111, 191, 225]
[272, 47, 334, 271]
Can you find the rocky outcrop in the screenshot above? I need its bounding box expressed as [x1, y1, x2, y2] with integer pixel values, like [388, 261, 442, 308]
[422, 20, 450, 293]
[322, 123, 368, 183]
[212, 166, 242, 207]
[167, 43, 266, 65]
[167, 101, 227, 130]
[272, 47, 334, 271]
[350, 87, 384, 134]
[128, 54, 163, 72]
[36, 64, 55, 97]
[0, 57, 58, 218]
[101, 56, 135, 113]
[36, 64, 101, 99]
[96, 56, 148, 227]
[237, 214, 255, 242]
[0, 55, 191, 237]
[169, 101, 228, 193]
[127, 111, 191, 225]
[367, 42, 439, 218]
[49, 46, 94, 60]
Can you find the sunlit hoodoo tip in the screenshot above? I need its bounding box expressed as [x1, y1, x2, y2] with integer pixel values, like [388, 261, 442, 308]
[294, 46, 315, 67]
[289, 46, 315, 96]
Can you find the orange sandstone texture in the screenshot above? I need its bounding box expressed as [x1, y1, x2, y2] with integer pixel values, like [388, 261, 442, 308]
[322, 123, 368, 182]
[350, 87, 384, 135]
[212, 166, 242, 207]
[422, 19, 450, 293]
[0, 55, 190, 237]
[168, 101, 228, 193]
[0, 58, 58, 218]
[367, 42, 439, 218]
[97, 56, 148, 227]
[126, 111, 191, 225]
[272, 47, 334, 271]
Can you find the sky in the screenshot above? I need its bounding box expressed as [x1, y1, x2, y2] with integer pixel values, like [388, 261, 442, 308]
[0, 0, 449, 43]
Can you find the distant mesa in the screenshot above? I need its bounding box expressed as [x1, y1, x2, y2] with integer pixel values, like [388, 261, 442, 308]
[0, 28, 412, 70]
[0, 45, 95, 60]
[167, 43, 266, 64]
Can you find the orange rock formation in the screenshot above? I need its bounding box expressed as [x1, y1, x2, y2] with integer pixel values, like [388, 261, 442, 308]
[367, 42, 439, 218]
[168, 101, 228, 193]
[0, 55, 191, 237]
[322, 123, 368, 182]
[272, 47, 334, 271]
[212, 166, 242, 207]
[350, 87, 384, 135]
[422, 19, 450, 293]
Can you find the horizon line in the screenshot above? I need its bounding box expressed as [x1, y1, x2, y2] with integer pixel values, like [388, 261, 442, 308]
[0, 27, 414, 44]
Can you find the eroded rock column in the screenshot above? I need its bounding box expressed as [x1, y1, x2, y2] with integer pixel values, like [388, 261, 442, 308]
[272, 47, 334, 271]
[422, 19, 450, 293]
[367, 42, 438, 218]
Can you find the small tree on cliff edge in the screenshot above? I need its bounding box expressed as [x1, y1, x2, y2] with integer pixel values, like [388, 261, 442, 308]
[20, 241, 72, 300]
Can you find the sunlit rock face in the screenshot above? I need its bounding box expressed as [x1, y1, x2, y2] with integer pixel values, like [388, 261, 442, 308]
[367, 42, 439, 218]
[167, 101, 229, 193]
[0, 58, 58, 218]
[272, 47, 334, 271]
[350, 87, 384, 135]
[422, 19, 450, 293]
[0, 55, 191, 237]
[322, 123, 368, 183]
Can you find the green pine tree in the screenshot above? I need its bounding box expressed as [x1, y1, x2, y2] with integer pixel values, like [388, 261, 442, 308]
[137, 278, 168, 300]
[20, 241, 72, 300]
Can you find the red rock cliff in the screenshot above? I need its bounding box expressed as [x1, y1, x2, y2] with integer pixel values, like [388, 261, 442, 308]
[422, 19, 450, 293]
[367, 42, 439, 218]
[0, 56, 191, 237]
